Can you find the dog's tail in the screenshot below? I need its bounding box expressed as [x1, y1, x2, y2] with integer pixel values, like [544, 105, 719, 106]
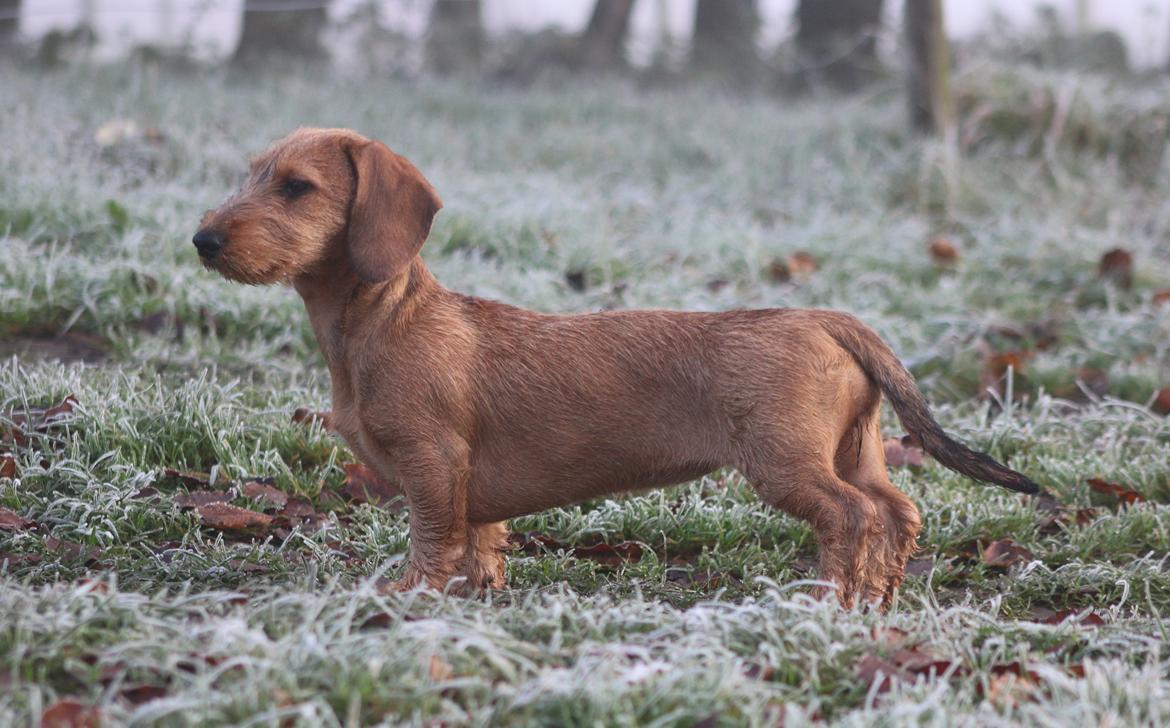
[820, 312, 1040, 494]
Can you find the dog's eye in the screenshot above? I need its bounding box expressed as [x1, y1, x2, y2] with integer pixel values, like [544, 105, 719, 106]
[281, 178, 313, 199]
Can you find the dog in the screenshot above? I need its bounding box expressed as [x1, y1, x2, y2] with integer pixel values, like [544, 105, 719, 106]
[194, 127, 1039, 607]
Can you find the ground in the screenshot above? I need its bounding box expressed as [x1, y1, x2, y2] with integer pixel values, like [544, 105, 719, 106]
[1, 63, 1169, 726]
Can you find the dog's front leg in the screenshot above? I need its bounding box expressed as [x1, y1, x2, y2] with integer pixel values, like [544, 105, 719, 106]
[380, 438, 471, 594]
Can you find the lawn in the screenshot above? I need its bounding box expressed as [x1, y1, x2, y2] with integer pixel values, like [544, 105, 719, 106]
[2, 62, 1170, 726]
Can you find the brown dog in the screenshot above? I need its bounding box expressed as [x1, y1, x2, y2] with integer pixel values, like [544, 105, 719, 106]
[194, 128, 1038, 607]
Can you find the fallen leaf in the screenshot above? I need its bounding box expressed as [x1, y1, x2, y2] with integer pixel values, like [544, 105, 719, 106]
[3, 394, 79, 447]
[1034, 608, 1105, 627]
[905, 558, 934, 576]
[161, 468, 212, 488]
[0, 507, 34, 531]
[786, 251, 818, 280]
[277, 497, 318, 520]
[341, 463, 404, 510]
[766, 259, 790, 283]
[985, 670, 1038, 708]
[131, 486, 161, 499]
[40, 698, 100, 728]
[883, 437, 925, 468]
[240, 480, 288, 509]
[981, 539, 1033, 568]
[1151, 388, 1170, 416]
[119, 684, 167, 705]
[1086, 477, 1145, 505]
[565, 269, 587, 292]
[928, 236, 959, 264]
[44, 537, 101, 564]
[426, 654, 453, 681]
[196, 503, 273, 531]
[0, 454, 15, 479]
[1098, 248, 1133, 289]
[291, 408, 332, 430]
[742, 661, 775, 680]
[1153, 289, 1170, 306]
[571, 541, 644, 566]
[856, 654, 908, 693]
[705, 278, 729, 293]
[1076, 367, 1110, 397]
[175, 490, 232, 509]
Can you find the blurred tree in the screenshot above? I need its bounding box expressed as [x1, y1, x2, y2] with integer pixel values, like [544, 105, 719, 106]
[0, 0, 18, 53]
[905, 0, 953, 134]
[691, 0, 758, 82]
[795, 0, 884, 90]
[233, 0, 329, 66]
[577, 0, 636, 71]
[427, 0, 483, 74]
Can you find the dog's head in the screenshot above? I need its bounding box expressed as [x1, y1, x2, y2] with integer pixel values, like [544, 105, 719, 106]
[193, 127, 442, 285]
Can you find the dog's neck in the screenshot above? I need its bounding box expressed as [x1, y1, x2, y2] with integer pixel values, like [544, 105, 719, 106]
[293, 256, 439, 376]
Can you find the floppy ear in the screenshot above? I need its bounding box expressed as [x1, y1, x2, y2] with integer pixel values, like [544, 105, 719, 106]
[345, 140, 442, 283]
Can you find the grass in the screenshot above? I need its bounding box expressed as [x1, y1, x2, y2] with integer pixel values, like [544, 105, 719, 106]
[2, 59, 1170, 725]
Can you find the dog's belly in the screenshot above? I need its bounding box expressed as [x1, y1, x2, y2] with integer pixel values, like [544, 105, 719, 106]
[465, 442, 724, 523]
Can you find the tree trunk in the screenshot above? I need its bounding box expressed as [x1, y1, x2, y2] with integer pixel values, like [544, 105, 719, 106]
[691, 0, 758, 82]
[427, 0, 483, 74]
[905, 0, 953, 134]
[233, 0, 329, 66]
[577, 0, 635, 71]
[795, 0, 885, 90]
[0, 0, 19, 52]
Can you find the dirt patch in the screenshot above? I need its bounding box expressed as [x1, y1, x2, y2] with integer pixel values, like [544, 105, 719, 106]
[0, 333, 110, 363]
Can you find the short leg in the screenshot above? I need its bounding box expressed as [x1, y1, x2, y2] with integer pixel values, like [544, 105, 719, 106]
[370, 439, 471, 593]
[453, 521, 510, 595]
[836, 418, 922, 606]
[749, 461, 881, 609]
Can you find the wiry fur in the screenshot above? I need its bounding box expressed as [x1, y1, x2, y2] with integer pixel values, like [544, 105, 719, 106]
[196, 128, 1037, 608]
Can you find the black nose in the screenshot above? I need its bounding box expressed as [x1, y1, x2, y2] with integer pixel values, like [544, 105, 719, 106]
[192, 229, 225, 259]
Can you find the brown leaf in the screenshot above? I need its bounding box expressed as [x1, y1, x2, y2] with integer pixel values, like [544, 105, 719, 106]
[705, 278, 729, 293]
[766, 259, 791, 283]
[119, 684, 168, 705]
[928, 236, 959, 264]
[985, 671, 1038, 708]
[40, 698, 100, 728]
[240, 480, 288, 509]
[197, 503, 273, 531]
[162, 468, 212, 488]
[571, 541, 644, 566]
[1076, 367, 1110, 397]
[44, 537, 101, 564]
[0, 454, 15, 479]
[175, 490, 232, 509]
[426, 654, 453, 681]
[905, 558, 934, 576]
[786, 251, 818, 280]
[1098, 248, 1133, 289]
[883, 437, 925, 468]
[278, 497, 318, 520]
[291, 408, 332, 430]
[341, 463, 404, 510]
[1153, 289, 1170, 306]
[981, 539, 1033, 569]
[1086, 477, 1146, 505]
[0, 507, 34, 531]
[1151, 388, 1170, 416]
[3, 394, 79, 447]
[1035, 608, 1105, 627]
[856, 654, 909, 693]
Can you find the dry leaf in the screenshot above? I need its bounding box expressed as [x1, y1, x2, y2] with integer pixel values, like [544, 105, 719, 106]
[342, 463, 404, 509]
[175, 490, 232, 509]
[1151, 388, 1170, 415]
[0, 507, 34, 531]
[981, 539, 1033, 568]
[426, 654, 453, 681]
[240, 480, 288, 509]
[161, 468, 212, 488]
[0, 454, 15, 479]
[883, 437, 925, 468]
[291, 408, 332, 430]
[928, 236, 959, 264]
[1086, 477, 1145, 505]
[41, 699, 100, 728]
[1035, 608, 1105, 627]
[1153, 289, 1170, 306]
[196, 503, 273, 530]
[570, 541, 644, 566]
[119, 684, 168, 705]
[3, 394, 79, 447]
[786, 251, 818, 280]
[1098, 248, 1133, 289]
